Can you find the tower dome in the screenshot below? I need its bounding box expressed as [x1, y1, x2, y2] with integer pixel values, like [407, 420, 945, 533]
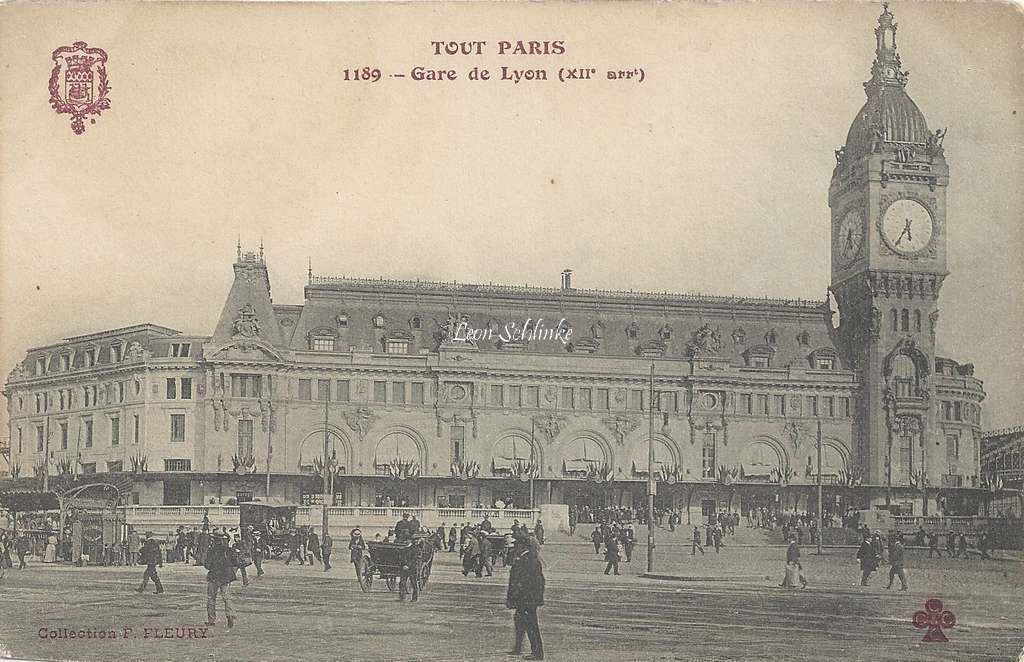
[838, 4, 935, 165]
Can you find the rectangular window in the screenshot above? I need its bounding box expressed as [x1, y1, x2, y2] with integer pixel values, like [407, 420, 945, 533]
[751, 356, 770, 369]
[107, 460, 123, 473]
[373, 381, 387, 403]
[895, 378, 913, 398]
[491, 385, 504, 407]
[816, 357, 834, 370]
[298, 379, 312, 400]
[841, 397, 851, 418]
[166, 378, 177, 399]
[336, 380, 350, 402]
[392, 382, 406, 404]
[238, 419, 254, 458]
[384, 340, 409, 354]
[133, 414, 140, 444]
[631, 389, 644, 410]
[180, 378, 192, 400]
[170, 414, 185, 442]
[60, 354, 70, 371]
[451, 425, 465, 464]
[318, 379, 331, 401]
[526, 386, 540, 408]
[36, 425, 44, 452]
[898, 435, 913, 483]
[84, 419, 93, 448]
[171, 342, 191, 357]
[36, 357, 46, 375]
[110, 416, 120, 446]
[411, 382, 425, 404]
[85, 349, 96, 367]
[116, 382, 125, 403]
[757, 394, 769, 416]
[807, 396, 819, 417]
[60, 422, 68, 449]
[596, 388, 609, 410]
[110, 345, 122, 362]
[954, 402, 962, 421]
[580, 388, 592, 410]
[164, 459, 192, 472]
[701, 432, 716, 478]
[510, 386, 522, 407]
[774, 395, 786, 416]
[561, 387, 574, 409]
[946, 433, 959, 459]
[825, 396, 835, 417]
[741, 394, 753, 415]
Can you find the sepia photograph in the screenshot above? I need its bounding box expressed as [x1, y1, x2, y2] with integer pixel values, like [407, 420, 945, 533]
[0, 1, 1021, 660]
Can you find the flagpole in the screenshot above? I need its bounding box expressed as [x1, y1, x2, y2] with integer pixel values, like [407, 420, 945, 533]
[530, 419, 536, 510]
[647, 362, 655, 574]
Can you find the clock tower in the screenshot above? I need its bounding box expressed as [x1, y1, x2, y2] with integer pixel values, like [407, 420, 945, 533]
[829, 5, 949, 508]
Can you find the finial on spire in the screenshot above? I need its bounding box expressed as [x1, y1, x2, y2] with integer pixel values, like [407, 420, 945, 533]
[259, 236, 265, 263]
[308, 257, 313, 284]
[866, 1, 908, 89]
[236, 236, 242, 261]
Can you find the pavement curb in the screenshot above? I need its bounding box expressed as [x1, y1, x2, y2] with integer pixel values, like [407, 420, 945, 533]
[640, 573, 769, 582]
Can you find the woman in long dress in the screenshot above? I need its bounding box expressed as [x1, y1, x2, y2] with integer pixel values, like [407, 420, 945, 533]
[43, 534, 57, 563]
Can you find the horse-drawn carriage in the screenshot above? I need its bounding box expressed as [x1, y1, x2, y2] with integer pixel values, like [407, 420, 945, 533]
[357, 533, 434, 593]
[238, 498, 298, 559]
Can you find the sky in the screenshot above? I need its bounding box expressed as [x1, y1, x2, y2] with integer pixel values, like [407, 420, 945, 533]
[0, 1, 1021, 451]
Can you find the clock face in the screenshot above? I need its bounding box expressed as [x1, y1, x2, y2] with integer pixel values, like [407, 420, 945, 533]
[837, 208, 864, 264]
[881, 199, 934, 255]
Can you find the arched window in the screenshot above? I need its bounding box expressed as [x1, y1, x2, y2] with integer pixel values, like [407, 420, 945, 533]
[914, 310, 922, 333]
[890, 309, 898, 333]
[900, 309, 910, 332]
[892, 354, 917, 398]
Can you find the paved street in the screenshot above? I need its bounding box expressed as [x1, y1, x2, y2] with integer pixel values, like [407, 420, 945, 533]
[1, 536, 1021, 662]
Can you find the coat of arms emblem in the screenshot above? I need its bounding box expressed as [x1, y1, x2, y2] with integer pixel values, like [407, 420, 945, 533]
[49, 41, 111, 134]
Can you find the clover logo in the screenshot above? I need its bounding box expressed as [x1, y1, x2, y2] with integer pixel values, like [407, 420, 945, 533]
[912, 598, 956, 642]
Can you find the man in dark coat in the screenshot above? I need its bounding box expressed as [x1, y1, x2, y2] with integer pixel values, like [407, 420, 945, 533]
[691, 526, 704, 556]
[506, 532, 545, 660]
[447, 526, 458, 552]
[927, 531, 942, 558]
[620, 525, 635, 563]
[857, 532, 879, 586]
[479, 531, 494, 577]
[604, 536, 621, 575]
[436, 523, 447, 551]
[251, 529, 266, 577]
[135, 532, 164, 594]
[15, 533, 30, 570]
[885, 536, 908, 590]
[534, 520, 545, 545]
[591, 527, 603, 554]
[307, 529, 322, 566]
[285, 529, 302, 565]
[480, 516, 495, 534]
[395, 513, 414, 542]
[204, 532, 237, 628]
[321, 532, 333, 571]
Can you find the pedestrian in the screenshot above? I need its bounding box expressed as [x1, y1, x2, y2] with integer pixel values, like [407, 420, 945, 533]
[135, 532, 164, 594]
[603, 536, 621, 576]
[506, 531, 545, 661]
[622, 525, 635, 563]
[251, 530, 266, 577]
[285, 528, 301, 565]
[927, 531, 942, 558]
[591, 527, 602, 554]
[15, 533, 30, 570]
[349, 528, 367, 579]
[568, 510, 577, 537]
[945, 530, 957, 558]
[436, 523, 447, 551]
[780, 535, 807, 588]
[884, 536, 908, 591]
[534, 520, 545, 546]
[856, 532, 878, 586]
[447, 526, 458, 553]
[956, 532, 968, 560]
[978, 532, 991, 560]
[398, 546, 420, 603]
[322, 532, 333, 571]
[668, 512, 676, 533]
[129, 528, 141, 566]
[204, 532, 237, 628]
[479, 531, 494, 577]
[307, 528, 322, 566]
[712, 526, 723, 554]
[691, 526, 704, 556]
[463, 530, 482, 577]
[230, 532, 251, 587]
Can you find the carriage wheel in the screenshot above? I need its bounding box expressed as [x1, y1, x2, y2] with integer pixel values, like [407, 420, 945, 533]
[358, 563, 373, 593]
[385, 576, 397, 592]
[418, 558, 432, 590]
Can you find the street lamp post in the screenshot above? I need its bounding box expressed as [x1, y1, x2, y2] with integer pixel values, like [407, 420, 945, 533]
[322, 392, 330, 537]
[816, 420, 823, 555]
[647, 363, 655, 574]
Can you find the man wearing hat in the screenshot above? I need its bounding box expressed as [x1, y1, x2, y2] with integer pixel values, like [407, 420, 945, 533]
[321, 531, 333, 572]
[204, 531, 238, 628]
[506, 529, 545, 660]
[250, 527, 266, 577]
[136, 532, 164, 594]
[395, 512, 414, 543]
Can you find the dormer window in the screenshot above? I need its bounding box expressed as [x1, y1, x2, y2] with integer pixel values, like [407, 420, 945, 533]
[383, 329, 413, 354]
[336, 314, 348, 328]
[808, 347, 838, 371]
[59, 354, 70, 371]
[170, 342, 191, 358]
[591, 321, 604, 339]
[744, 344, 776, 369]
[659, 324, 673, 341]
[84, 349, 96, 367]
[373, 314, 386, 329]
[797, 331, 811, 347]
[312, 336, 335, 352]
[410, 315, 423, 330]
[35, 357, 46, 375]
[110, 345, 123, 362]
[625, 322, 639, 340]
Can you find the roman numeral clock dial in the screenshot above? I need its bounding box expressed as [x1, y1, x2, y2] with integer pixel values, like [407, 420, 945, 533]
[837, 208, 864, 264]
[881, 198, 934, 255]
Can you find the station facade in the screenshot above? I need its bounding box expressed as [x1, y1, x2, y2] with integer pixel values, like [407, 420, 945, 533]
[2, 7, 987, 519]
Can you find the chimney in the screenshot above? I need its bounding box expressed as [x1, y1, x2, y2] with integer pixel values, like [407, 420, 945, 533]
[561, 269, 573, 290]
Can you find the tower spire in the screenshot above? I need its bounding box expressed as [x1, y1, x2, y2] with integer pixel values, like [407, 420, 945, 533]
[867, 3, 908, 89]
[236, 236, 242, 261]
